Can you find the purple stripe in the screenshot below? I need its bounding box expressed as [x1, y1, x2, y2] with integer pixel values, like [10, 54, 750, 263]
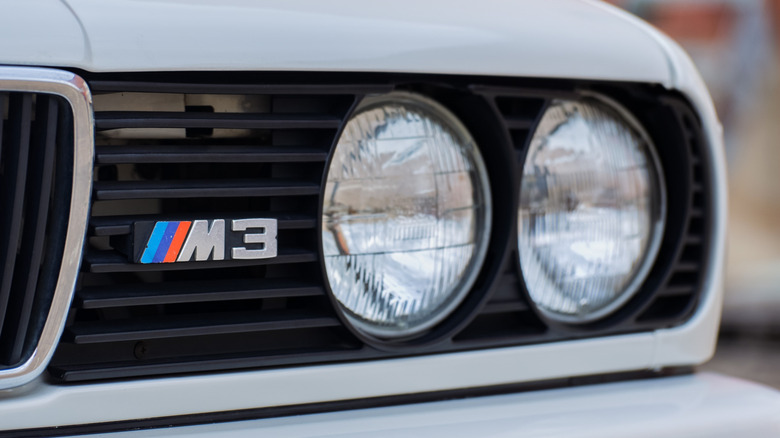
[152, 221, 180, 263]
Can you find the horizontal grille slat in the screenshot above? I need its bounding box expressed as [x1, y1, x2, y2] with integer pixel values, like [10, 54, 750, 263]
[502, 116, 536, 130]
[684, 235, 703, 245]
[89, 213, 316, 236]
[96, 145, 329, 164]
[94, 179, 320, 200]
[481, 301, 529, 314]
[84, 248, 317, 273]
[671, 262, 699, 272]
[656, 285, 696, 297]
[469, 85, 578, 100]
[77, 279, 324, 309]
[50, 347, 375, 382]
[88, 81, 393, 95]
[65, 310, 341, 344]
[95, 112, 342, 130]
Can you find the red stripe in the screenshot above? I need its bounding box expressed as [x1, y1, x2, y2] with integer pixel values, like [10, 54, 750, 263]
[164, 221, 191, 263]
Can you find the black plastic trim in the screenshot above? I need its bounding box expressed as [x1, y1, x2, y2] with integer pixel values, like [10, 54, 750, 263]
[49, 72, 711, 383]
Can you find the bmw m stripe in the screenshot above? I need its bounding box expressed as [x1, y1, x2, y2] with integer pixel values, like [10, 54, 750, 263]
[140, 221, 192, 264]
[165, 221, 192, 262]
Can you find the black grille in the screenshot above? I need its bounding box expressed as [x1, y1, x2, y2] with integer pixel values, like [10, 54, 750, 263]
[48, 74, 710, 382]
[635, 99, 709, 323]
[456, 86, 709, 342]
[0, 92, 72, 368]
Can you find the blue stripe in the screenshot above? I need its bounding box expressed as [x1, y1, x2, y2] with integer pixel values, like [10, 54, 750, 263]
[152, 221, 181, 263]
[141, 222, 170, 264]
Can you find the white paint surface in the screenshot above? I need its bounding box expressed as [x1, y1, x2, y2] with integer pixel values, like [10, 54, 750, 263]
[1, 0, 673, 85]
[0, 0, 731, 431]
[87, 374, 780, 437]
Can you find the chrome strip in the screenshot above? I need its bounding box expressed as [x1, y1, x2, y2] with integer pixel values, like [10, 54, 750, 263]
[0, 66, 93, 390]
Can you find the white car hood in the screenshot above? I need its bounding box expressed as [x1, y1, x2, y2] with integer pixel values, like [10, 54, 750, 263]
[1, 0, 673, 84]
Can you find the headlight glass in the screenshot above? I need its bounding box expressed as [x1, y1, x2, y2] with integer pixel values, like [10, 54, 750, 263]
[519, 97, 665, 322]
[322, 92, 491, 338]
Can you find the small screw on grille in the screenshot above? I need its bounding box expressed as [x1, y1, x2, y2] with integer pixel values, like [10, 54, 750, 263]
[133, 341, 148, 360]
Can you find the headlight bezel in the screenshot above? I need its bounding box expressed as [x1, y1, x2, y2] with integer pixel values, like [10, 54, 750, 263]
[317, 88, 517, 348]
[320, 91, 494, 340]
[509, 87, 705, 331]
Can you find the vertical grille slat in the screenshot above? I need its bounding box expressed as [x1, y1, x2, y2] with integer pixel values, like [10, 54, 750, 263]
[0, 88, 73, 370]
[2, 96, 59, 363]
[0, 92, 10, 334]
[0, 93, 5, 168]
[0, 93, 34, 341]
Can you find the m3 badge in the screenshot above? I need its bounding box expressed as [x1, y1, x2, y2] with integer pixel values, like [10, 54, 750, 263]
[134, 219, 277, 264]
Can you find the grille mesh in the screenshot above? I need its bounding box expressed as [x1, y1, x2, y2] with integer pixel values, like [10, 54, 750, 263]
[48, 76, 709, 382]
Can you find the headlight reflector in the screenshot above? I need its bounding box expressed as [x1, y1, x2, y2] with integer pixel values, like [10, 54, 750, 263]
[519, 97, 665, 322]
[322, 93, 491, 338]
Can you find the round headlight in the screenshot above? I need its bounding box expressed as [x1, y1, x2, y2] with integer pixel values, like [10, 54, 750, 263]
[322, 92, 491, 339]
[518, 96, 665, 323]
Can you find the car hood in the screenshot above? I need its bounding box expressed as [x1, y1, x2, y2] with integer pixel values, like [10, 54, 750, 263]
[2, 0, 672, 84]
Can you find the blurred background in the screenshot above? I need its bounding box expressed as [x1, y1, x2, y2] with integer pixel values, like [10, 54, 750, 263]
[608, 0, 780, 388]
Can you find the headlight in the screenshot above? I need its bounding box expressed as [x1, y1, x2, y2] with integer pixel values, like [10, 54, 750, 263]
[518, 97, 665, 323]
[322, 92, 491, 338]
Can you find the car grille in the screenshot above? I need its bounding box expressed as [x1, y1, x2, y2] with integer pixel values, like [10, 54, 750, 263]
[48, 74, 709, 382]
[0, 92, 72, 368]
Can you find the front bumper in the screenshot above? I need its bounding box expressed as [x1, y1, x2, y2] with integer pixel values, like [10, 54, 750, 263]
[81, 373, 780, 437]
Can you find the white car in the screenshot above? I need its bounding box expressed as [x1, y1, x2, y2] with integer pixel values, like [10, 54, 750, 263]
[0, 0, 778, 436]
